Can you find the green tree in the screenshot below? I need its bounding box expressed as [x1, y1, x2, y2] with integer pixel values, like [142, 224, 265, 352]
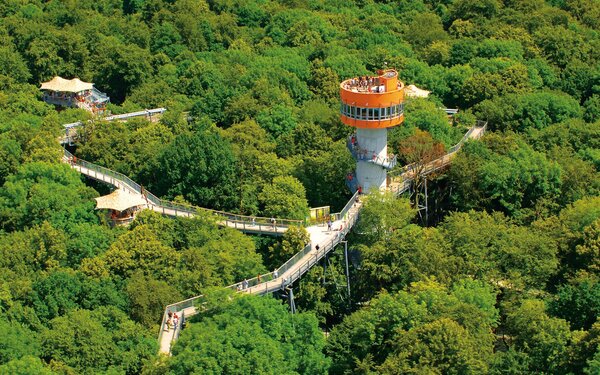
[293, 140, 355, 210]
[0, 162, 98, 231]
[267, 226, 309, 268]
[0, 319, 39, 365]
[126, 272, 182, 328]
[148, 129, 238, 210]
[506, 299, 571, 373]
[170, 294, 329, 374]
[0, 356, 56, 375]
[379, 318, 489, 374]
[40, 307, 156, 374]
[355, 192, 416, 244]
[259, 176, 309, 220]
[475, 91, 582, 133]
[449, 134, 563, 220]
[327, 280, 497, 374]
[550, 275, 600, 330]
[102, 224, 176, 280]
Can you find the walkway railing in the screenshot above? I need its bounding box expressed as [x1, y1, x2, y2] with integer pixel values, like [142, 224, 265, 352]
[388, 121, 486, 179]
[157, 190, 362, 351]
[158, 295, 207, 353]
[104, 108, 166, 121]
[387, 121, 487, 196]
[59, 108, 167, 144]
[224, 190, 360, 295]
[63, 149, 303, 233]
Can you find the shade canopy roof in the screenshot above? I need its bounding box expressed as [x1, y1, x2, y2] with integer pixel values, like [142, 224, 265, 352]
[404, 84, 430, 98]
[94, 189, 147, 212]
[40, 76, 94, 93]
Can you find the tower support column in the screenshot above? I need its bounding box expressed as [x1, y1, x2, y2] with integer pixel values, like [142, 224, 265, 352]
[355, 128, 388, 192]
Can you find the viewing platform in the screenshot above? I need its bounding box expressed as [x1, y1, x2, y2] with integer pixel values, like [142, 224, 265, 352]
[340, 69, 405, 129]
[41, 76, 109, 115]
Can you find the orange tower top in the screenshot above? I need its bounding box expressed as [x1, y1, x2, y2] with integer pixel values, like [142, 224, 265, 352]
[339, 69, 405, 129]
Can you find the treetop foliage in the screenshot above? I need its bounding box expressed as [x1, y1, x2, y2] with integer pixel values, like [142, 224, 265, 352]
[0, 0, 598, 373]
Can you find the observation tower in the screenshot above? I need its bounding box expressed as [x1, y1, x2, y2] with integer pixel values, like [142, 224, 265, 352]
[340, 69, 405, 192]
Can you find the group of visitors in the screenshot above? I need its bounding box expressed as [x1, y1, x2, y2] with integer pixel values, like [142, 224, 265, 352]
[164, 311, 180, 332]
[348, 76, 375, 88]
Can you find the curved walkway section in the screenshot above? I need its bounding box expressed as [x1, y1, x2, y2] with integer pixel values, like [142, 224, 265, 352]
[62, 150, 301, 235]
[158, 192, 361, 354]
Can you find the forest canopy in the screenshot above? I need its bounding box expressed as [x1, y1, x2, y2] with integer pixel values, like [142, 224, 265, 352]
[0, 0, 599, 373]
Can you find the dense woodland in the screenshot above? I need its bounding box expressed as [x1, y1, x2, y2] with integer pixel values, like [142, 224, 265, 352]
[0, 0, 599, 373]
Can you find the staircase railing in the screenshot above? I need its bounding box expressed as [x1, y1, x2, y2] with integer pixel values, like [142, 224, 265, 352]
[347, 135, 397, 169]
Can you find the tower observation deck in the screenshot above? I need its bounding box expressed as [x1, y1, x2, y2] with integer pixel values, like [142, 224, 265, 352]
[340, 69, 405, 192]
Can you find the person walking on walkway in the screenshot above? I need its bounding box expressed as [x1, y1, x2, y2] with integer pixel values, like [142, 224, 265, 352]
[327, 219, 332, 231]
[173, 313, 179, 331]
[273, 269, 278, 278]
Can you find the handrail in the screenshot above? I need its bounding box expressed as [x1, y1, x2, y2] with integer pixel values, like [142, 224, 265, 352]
[224, 190, 360, 294]
[388, 121, 486, 178]
[63, 149, 304, 231]
[104, 108, 166, 121]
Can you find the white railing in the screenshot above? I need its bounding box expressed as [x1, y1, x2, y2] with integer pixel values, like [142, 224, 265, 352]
[104, 108, 166, 121]
[388, 121, 487, 179]
[156, 191, 362, 351]
[347, 137, 398, 169]
[387, 121, 487, 195]
[63, 149, 303, 233]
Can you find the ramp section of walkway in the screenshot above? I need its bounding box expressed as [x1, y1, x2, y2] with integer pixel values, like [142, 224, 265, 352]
[388, 121, 487, 195]
[60, 108, 167, 145]
[157, 191, 362, 354]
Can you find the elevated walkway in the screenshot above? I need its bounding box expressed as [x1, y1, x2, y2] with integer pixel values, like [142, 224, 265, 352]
[156, 122, 487, 354]
[60, 121, 486, 355]
[388, 122, 487, 195]
[59, 108, 167, 145]
[158, 192, 361, 354]
[62, 150, 301, 235]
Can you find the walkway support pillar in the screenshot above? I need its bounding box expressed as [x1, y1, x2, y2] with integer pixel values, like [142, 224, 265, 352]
[287, 287, 296, 314]
[341, 240, 351, 301]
